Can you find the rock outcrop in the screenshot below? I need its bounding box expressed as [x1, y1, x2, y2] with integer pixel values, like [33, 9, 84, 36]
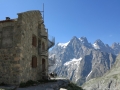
[82, 54, 120, 90]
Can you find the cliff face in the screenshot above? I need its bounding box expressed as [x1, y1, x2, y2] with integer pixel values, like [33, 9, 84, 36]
[82, 54, 120, 90]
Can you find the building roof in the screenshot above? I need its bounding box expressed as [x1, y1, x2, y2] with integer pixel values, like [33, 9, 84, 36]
[0, 19, 17, 23]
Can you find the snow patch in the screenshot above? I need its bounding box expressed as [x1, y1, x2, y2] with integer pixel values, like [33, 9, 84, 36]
[86, 71, 92, 79]
[64, 57, 82, 66]
[93, 43, 100, 49]
[58, 41, 70, 48]
[79, 38, 85, 43]
[49, 54, 55, 58]
[79, 38, 83, 42]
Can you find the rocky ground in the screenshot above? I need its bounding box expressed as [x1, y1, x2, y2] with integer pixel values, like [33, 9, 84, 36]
[0, 78, 83, 90]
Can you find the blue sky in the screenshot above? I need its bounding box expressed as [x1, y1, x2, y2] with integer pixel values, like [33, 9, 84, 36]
[0, 0, 120, 46]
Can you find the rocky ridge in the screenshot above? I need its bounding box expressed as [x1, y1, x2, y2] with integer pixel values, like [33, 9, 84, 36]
[82, 54, 120, 90]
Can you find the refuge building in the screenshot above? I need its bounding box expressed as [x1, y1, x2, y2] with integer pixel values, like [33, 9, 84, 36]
[0, 10, 55, 85]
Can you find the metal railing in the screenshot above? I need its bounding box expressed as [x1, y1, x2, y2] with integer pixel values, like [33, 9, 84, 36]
[48, 35, 55, 49]
[39, 69, 49, 80]
[39, 31, 48, 37]
[38, 48, 48, 56]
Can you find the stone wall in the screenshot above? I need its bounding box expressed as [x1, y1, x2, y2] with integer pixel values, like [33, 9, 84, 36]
[17, 10, 48, 83]
[0, 21, 22, 85]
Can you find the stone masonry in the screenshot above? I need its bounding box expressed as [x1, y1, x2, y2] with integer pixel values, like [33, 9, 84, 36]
[0, 10, 55, 85]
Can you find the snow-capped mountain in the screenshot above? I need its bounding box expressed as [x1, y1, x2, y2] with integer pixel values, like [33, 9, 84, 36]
[49, 36, 120, 85]
[93, 39, 104, 49]
[93, 39, 114, 53]
[58, 41, 70, 48]
[64, 57, 82, 66]
[79, 37, 93, 48]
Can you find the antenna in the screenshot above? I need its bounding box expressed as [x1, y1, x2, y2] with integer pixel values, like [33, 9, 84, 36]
[43, 3, 44, 21]
[40, 3, 44, 21]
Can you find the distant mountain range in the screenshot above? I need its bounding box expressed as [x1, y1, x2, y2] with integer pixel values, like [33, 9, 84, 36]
[49, 36, 120, 86]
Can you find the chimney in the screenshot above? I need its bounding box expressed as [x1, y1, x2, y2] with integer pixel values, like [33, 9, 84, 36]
[6, 17, 10, 20]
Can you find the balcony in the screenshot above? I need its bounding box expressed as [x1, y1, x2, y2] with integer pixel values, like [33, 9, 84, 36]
[38, 48, 48, 56]
[48, 35, 55, 50]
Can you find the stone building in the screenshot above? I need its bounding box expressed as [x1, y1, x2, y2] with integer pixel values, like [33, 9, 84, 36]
[0, 10, 55, 85]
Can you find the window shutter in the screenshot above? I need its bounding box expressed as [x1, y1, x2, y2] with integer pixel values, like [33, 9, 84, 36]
[32, 56, 37, 68]
[34, 56, 37, 67]
[32, 35, 37, 47]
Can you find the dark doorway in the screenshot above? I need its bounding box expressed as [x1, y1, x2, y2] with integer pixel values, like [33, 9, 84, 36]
[42, 59, 46, 78]
[42, 42, 45, 51]
[42, 59, 46, 72]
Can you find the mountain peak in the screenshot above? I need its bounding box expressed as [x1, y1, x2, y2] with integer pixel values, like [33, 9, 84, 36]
[93, 39, 105, 49]
[111, 42, 120, 49]
[72, 36, 78, 39]
[58, 41, 70, 48]
[94, 39, 103, 44]
[70, 36, 80, 42]
[112, 42, 119, 45]
[79, 37, 88, 43]
[105, 44, 110, 47]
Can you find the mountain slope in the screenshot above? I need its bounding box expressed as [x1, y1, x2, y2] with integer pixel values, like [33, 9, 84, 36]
[54, 50, 116, 85]
[82, 54, 120, 90]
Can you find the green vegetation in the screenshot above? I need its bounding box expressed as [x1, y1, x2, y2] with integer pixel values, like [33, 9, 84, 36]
[113, 75, 118, 79]
[0, 80, 84, 90]
[62, 82, 83, 90]
[19, 79, 57, 88]
[0, 79, 57, 89]
[19, 80, 37, 88]
[37, 79, 57, 83]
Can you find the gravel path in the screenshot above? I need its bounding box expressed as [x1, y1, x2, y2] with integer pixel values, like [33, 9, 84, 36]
[0, 78, 69, 90]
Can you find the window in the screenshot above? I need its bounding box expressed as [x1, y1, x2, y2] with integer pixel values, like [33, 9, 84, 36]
[1, 26, 13, 48]
[32, 56, 37, 68]
[32, 35, 37, 47]
[42, 42, 45, 51]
